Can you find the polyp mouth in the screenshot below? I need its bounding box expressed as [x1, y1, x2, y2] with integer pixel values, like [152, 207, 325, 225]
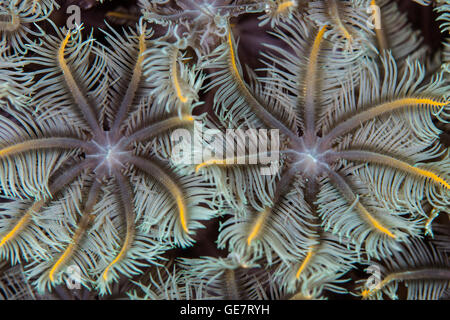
[85, 132, 132, 176]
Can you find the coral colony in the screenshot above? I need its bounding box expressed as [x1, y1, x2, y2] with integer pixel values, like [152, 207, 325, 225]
[0, 0, 449, 300]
